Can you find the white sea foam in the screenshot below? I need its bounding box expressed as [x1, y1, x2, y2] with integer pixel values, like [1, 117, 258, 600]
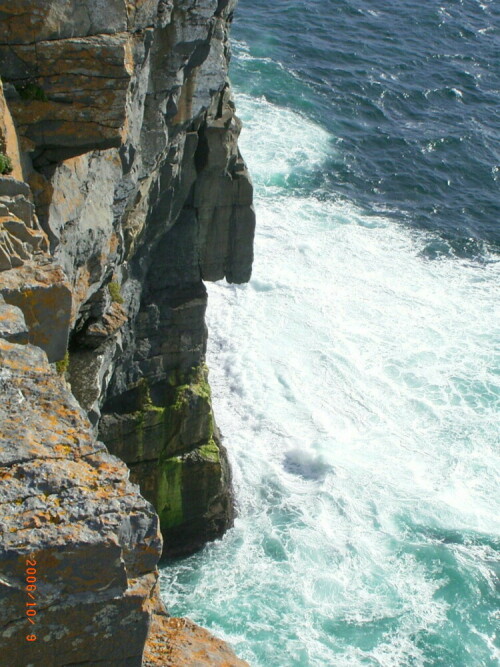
[235, 93, 333, 187]
[161, 93, 500, 666]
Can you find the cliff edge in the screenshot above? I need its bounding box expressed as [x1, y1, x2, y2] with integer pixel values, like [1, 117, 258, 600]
[0, 0, 254, 664]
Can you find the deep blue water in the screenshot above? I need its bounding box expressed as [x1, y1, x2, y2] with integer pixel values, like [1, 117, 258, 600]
[230, 0, 500, 256]
[160, 2, 500, 665]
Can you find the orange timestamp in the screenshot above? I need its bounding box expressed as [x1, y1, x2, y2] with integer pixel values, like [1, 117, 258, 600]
[25, 554, 38, 642]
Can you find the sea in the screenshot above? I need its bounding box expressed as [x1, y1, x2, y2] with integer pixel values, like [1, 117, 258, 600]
[160, 1, 500, 665]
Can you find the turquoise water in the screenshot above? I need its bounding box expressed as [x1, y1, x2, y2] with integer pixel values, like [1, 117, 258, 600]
[160, 2, 500, 665]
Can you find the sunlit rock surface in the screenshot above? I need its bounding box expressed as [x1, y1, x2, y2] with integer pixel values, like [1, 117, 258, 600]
[0, 0, 254, 664]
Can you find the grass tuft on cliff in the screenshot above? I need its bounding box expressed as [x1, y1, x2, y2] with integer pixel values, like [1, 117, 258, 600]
[55, 350, 70, 375]
[108, 280, 124, 304]
[0, 152, 13, 174]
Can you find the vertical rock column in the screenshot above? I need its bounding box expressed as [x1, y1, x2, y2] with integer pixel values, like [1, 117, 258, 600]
[100, 85, 255, 557]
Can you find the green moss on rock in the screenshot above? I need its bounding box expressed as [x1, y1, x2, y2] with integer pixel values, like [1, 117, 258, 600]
[191, 364, 211, 400]
[108, 280, 124, 304]
[198, 437, 220, 463]
[171, 383, 190, 412]
[168, 364, 211, 413]
[158, 455, 184, 530]
[155, 437, 227, 544]
[102, 365, 226, 547]
[55, 350, 69, 375]
[132, 382, 167, 460]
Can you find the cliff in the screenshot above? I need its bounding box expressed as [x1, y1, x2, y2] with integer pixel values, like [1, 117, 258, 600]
[0, 1, 254, 664]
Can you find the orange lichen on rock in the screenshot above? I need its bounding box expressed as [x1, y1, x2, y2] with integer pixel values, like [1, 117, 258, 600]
[1, 259, 72, 363]
[143, 614, 249, 667]
[0, 338, 163, 663]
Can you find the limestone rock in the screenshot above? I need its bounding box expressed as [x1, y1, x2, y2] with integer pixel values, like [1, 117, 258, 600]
[195, 89, 255, 283]
[0, 0, 161, 43]
[0, 259, 72, 363]
[0, 295, 28, 344]
[0, 338, 162, 666]
[0, 122, 71, 362]
[100, 365, 235, 556]
[0, 33, 135, 155]
[67, 340, 120, 427]
[0, 0, 255, 556]
[0, 175, 30, 198]
[43, 149, 125, 301]
[1, 0, 254, 663]
[144, 614, 249, 667]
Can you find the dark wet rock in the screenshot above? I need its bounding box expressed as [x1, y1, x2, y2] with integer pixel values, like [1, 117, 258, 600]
[283, 449, 333, 482]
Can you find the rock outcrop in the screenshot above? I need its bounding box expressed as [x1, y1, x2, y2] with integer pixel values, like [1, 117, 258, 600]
[0, 0, 254, 664]
[144, 614, 249, 666]
[0, 335, 162, 665]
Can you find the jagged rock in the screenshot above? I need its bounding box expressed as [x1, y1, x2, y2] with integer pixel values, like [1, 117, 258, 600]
[0, 79, 70, 362]
[195, 90, 255, 282]
[144, 614, 249, 666]
[0, 294, 28, 344]
[0, 175, 30, 198]
[0, 339, 162, 666]
[0, 259, 72, 363]
[0, 211, 47, 264]
[82, 302, 129, 347]
[0, 193, 36, 228]
[1, 0, 254, 663]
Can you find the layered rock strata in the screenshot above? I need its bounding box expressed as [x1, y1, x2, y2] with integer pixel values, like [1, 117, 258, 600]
[0, 322, 249, 665]
[0, 0, 254, 663]
[0, 0, 254, 552]
[0, 335, 162, 665]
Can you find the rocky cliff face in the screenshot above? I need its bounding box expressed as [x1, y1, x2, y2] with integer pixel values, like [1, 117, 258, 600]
[0, 0, 254, 664]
